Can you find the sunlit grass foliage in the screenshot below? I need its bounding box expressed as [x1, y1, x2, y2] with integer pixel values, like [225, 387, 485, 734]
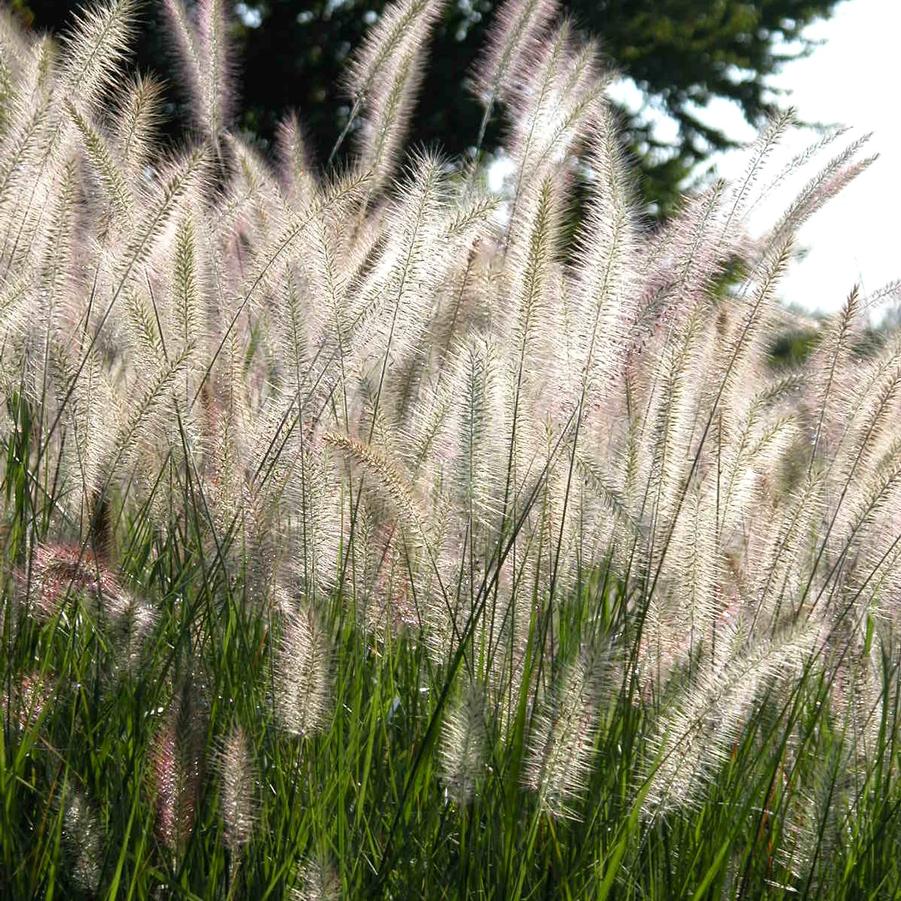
[0, 0, 898, 896]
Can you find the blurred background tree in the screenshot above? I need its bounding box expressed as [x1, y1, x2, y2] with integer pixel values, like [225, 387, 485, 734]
[11, 0, 840, 213]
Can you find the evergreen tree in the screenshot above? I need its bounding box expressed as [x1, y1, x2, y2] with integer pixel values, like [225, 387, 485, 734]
[12, 0, 840, 211]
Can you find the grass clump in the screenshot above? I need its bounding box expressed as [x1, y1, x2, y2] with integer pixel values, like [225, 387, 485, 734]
[0, 0, 898, 896]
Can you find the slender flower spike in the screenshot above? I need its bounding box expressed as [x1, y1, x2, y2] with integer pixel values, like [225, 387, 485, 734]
[274, 604, 332, 738]
[470, 0, 558, 108]
[61, 790, 102, 894]
[219, 727, 257, 856]
[440, 679, 488, 804]
[524, 653, 602, 818]
[291, 857, 341, 901]
[163, 0, 235, 141]
[151, 715, 180, 852]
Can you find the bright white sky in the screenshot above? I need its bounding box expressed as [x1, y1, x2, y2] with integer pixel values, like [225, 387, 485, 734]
[715, 0, 900, 314]
[607, 0, 900, 315]
[493, 0, 898, 314]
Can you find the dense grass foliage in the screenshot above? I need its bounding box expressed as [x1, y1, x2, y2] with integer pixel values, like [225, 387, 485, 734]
[0, 1, 899, 897]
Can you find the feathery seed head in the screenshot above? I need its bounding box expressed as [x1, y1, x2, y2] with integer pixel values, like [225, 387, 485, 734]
[219, 725, 257, 854]
[4, 671, 53, 732]
[470, 0, 559, 108]
[25, 543, 127, 622]
[274, 602, 332, 738]
[292, 856, 341, 901]
[61, 789, 102, 894]
[151, 714, 180, 851]
[524, 652, 603, 818]
[440, 679, 488, 804]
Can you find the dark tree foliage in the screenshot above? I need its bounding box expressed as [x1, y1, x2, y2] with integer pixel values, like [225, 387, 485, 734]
[12, 0, 840, 212]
